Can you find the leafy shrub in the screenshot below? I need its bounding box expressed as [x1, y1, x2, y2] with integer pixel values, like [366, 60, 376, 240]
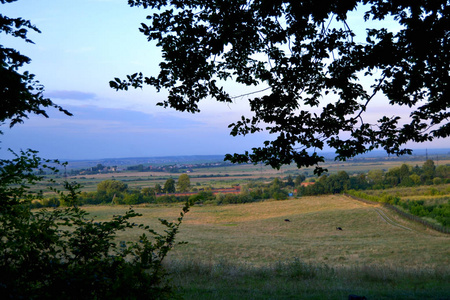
[41, 197, 61, 207]
[0, 150, 190, 299]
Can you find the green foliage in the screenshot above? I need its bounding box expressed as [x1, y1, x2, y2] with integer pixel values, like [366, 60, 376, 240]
[422, 159, 437, 183]
[294, 174, 306, 187]
[189, 191, 214, 204]
[177, 173, 191, 192]
[347, 190, 450, 228]
[0, 149, 58, 205]
[114, 0, 449, 174]
[1, 4, 189, 298]
[97, 179, 128, 194]
[154, 183, 162, 194]
[299, 171, 351, 196]
[302, 161, 449, 197]
[436, 165, 450, 179]
[163, 177, 176, 193]
[122, 191, 144, 205]
[285, 175, 294, 187]
[433, 177, 443, 185]
[0, 150, 190, 299]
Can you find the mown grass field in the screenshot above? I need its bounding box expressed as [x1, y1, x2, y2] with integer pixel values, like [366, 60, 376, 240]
[82, 195, 450, 299]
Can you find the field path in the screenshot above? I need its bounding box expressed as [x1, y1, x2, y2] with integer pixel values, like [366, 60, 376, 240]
[373, 207, 413, 231]
[344, 195, 414, 231]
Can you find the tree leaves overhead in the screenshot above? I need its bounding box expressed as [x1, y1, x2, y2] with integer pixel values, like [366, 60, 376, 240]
[115, 0, 449, 174]
[0, 0, 72, 133]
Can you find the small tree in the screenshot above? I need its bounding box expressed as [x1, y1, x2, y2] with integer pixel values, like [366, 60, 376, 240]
[436, 165, 450, 179]
[285, 175, 294, 187]
[294, 174, 306, 188]
[163, 177, 176, 193]
[433, 177, 442, 185]
[154, 183, 162, 194]
[422, 159, 436, 182]
[177, 174, 191, 192]
[409, 174, 421, 185]
[97, 179, 128, 194]
[367, 169, 384, 186]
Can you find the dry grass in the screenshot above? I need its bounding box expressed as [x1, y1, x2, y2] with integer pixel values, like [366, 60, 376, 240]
[77, 195, 450, 299]
[81, 195, 450, 269]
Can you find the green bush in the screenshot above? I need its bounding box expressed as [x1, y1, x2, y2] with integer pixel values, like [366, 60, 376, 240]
[41, 197, 60, 208]
[0, 150, 190, 299]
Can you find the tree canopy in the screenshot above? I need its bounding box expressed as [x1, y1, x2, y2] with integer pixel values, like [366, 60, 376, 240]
[0, 0, 71, 134]
[113, 0, 449, 174]
[164, 177, 176, 193]
[97, 179, 128, 194]
[177, 174, 191, 192]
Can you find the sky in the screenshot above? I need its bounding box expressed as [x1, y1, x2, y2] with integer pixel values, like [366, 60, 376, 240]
[1, 0, 448, 161]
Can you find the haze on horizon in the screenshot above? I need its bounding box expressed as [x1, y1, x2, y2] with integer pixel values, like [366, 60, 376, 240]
[1, 0, 449, 161]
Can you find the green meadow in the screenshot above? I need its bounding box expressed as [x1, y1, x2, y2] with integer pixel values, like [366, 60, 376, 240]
[82, 195, 450, 299]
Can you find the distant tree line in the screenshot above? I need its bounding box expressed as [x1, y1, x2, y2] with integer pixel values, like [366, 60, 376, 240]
[298, 160, 449, 196]
[30, 161, 450, 228]
[31, 160, 449, 209]
[32, 173, 307, 208]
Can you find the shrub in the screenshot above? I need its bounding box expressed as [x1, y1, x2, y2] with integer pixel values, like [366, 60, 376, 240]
[433, 177, 443, 185]
[41, 197, 61, 208]
[0, 150, 190, 299]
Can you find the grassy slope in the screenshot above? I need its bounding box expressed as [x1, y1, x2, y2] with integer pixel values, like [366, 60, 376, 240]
[82, 195, 450, 299]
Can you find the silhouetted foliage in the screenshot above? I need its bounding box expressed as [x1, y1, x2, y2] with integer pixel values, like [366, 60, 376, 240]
[1, 3, 188, 297]
[0, 0, 71, 133]
[113, 0, 449, 174]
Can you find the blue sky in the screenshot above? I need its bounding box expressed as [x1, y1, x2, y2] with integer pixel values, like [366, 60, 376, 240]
[1, 0, 448, 160]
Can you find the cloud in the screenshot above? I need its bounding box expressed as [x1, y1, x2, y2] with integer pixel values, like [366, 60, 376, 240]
[5, 104, 207, 132]
[0, 104, 270, 160]
[45, 90, 97, 100]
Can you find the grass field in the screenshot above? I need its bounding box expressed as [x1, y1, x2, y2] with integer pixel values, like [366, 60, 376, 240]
[81, 195, 450, 299]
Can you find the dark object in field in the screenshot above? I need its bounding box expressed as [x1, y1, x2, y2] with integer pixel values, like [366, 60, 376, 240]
[348, 294, 367, 300]
[284, 219, 290, 222]
[336, 227, 343, 231]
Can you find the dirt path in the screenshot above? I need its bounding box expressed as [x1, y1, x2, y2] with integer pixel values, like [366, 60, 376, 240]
[373, 207, 413, 231]
[345, 195, 414, 231]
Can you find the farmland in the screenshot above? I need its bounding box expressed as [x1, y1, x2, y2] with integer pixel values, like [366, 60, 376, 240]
[85, 196, 449, 268]
[59, 154, 450, 193]
[81, 195, 450, 299]
[36, 153, 450, 298]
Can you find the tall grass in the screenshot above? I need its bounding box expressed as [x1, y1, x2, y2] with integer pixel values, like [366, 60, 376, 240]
[79, 196, 450, 299]
[166, 258, 450, 299]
